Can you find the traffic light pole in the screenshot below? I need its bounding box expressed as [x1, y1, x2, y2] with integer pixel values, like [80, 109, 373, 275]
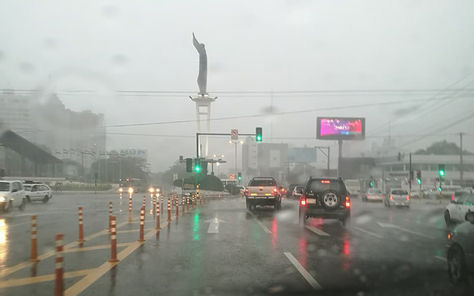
[195, 132, 256, 159]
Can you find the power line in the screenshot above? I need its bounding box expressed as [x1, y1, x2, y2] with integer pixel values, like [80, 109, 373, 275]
[106, 96, 467, 128]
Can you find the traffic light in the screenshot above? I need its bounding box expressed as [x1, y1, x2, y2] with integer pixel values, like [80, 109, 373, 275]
[369, 180, 374, 188]
[186, 158, 193, 172]
[194, 159, 201, 173]
[238, 172, 242, 181]
[256, 127, 262, 142]
[416, 170, 422, 185]
[438, 164, 445, 177]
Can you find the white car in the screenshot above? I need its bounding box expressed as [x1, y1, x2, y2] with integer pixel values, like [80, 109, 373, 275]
[23, 183, 53, 203]
[445, 191, 474, 225]
[0, 180, 27, 212]
[384, 188, 410, 208]
[363, 188, 385, 202]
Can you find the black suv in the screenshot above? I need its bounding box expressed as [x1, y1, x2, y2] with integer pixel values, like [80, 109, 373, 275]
[299, 177, 351, 226]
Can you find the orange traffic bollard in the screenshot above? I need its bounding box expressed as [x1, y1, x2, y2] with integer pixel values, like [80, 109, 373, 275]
[78, 207, 85, 244]
[55, 233, 64, 296]
[156, 197, 161, 230]
[109, 216, 119, 262]
[167, 198, 171, 222]
[128, 196, 133, 223]
[161, 197, 164, 215]
[30, 215, 39, 262]
[175, 198, 179, 218]
[108, 201, 113, 232]
[182, 196, 185, 216]
[138, 206, 145, 242]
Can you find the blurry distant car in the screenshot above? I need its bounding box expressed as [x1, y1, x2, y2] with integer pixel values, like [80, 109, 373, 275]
[287, 184, 299, 198]
[445, 192, 474, 225]
[279, 186, 287, 197]
[239, 186, 246, 196]
[344, 179, 361, 198]
[292, 186, 304, 199]
[384, 188, 410, 208]
[446, 211, 474, 284]
[0, 180, 26, 212]
[363, 188, 385, 202]
[23, 183, 52, 203]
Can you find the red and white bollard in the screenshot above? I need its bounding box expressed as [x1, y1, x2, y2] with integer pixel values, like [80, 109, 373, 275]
[109, 216, 119, 262]
[30, 215, 39, 262]
[128, 196, 133, 223]
[138, 206, 145, 242]
[55, 233, 64, 296]
[108, 201, 113, 232]
[161, 197, 164, 215]
[187, 196, 189, 211]
[156, 198, 161, 230]
[78, 207, 85, 244]
[175, 197, 179, 218]
[182, 196, 185, 216]
[167, 198, 171, 222]
[142, 196, 146, 209]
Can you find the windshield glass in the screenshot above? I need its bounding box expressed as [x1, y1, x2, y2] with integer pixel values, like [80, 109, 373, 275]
[0, 182, 10, 191]
[23, 185, 32, 191]
[249, 179, 276, 186]
[392, 190, 408, 195]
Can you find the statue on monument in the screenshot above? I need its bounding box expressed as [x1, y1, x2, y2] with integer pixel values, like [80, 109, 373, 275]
[193, 33, 207, 95]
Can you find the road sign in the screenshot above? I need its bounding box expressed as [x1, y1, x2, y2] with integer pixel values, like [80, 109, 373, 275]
[231, 129, 239, 141]
[229, 173, 235, 181]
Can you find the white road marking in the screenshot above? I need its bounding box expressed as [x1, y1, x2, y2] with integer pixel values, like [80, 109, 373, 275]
[377, 222, 434, 239]
[434, 256, 447, 262]
[352, 226, 383, 239]
[284, 252, 321, 290]
[207, 218, 220, 233]
[304, 225, 329, 237]
[246, 210, 272, 234]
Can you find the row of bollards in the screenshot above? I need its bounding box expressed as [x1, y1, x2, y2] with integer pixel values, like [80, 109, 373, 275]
[29, 193, 206, 296]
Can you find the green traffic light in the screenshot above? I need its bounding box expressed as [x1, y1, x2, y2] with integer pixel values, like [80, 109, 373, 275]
[417, 179, 422, 185]
[194, 166, 201, 172]
[438, 170, 445, 177]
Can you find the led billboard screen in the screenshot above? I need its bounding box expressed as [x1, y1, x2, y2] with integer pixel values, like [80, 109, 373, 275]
[317, 117, 365, 140]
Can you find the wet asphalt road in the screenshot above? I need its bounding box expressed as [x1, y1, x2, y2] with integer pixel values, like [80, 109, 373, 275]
[0, 192, 472, 295]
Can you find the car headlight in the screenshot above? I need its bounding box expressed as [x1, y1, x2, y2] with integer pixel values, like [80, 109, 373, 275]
[0, 196, 5, 202]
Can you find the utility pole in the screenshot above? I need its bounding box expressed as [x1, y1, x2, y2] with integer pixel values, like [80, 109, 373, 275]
[234, 142, 238, 177]
[460, 132, 464, 185]
[409, 153, 412, 193]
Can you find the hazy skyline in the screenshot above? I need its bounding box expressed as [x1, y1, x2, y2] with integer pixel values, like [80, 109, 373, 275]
[1, 0, 474, 172]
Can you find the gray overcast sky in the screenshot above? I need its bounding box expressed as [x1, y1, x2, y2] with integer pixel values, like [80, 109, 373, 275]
[1, 0, 474, 171]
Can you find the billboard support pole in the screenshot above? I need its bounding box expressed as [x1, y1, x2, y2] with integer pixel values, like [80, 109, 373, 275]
[337, 139, 343, 178]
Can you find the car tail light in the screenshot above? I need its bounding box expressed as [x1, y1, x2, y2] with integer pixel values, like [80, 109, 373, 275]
[390, 194, 393, 200]
[407, 195, 410, 201]
[272, 187, 278, 196]
[321, 180, 331, 184]
[381, 195, 385, 199]
[451, 194, 455, 201]
[345, 196, 351, 208]
[244, 188, 249, 196]
[300, 196, 306, 206]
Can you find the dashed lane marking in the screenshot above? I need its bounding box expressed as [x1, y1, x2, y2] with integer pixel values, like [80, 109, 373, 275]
[351, 226, 383, 239]
[377, 222, 434, 240]
[246, 210, 272, 234]
[0, 268, 94, 289]
[284, 252, 321, 290]
[304, 225, 330, 237]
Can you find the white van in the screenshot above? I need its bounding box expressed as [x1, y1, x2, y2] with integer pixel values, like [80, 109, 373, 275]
[0, 180, 27, 212]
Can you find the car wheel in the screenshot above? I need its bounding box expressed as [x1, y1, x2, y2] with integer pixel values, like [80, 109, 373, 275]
[444, 211, 452, 226]
[448, 245, 467, 284]
[43, 195, 49, 203]
[321, 190, 340, 209]
[19, 199, 26, 211]
[26, 196, 31, 203]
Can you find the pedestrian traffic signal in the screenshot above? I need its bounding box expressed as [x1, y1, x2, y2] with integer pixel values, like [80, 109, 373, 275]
[438, 164, 445, 177]
[256, 127, 262, 142]
[186, 158, 193, 172]
[194, 159, 201, 173]
[238, 172, 242, 181]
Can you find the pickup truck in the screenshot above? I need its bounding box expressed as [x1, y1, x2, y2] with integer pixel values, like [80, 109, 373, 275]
[244, 177, 281, 210]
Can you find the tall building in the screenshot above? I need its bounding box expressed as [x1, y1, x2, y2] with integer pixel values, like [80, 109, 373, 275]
[0, 90, 34, 138]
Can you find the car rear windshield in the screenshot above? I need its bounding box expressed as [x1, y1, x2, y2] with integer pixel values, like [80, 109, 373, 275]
[24, 185, 32, 191]
[249, 179, 276, 186]
[392, 190, 408, 195]
[0, 182, 10, 191]
[307, 179, 344, 193]
[368, 189, 382, 194]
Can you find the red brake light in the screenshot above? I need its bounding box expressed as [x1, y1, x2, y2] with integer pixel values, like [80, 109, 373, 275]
[451, 194, 455, 201]
[300, 198, 306, 206]
[345, 196, 351, 208]
[390, 194, 393, 200]
[407, 195, 410, 201]
[321, 180, 331, 184]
